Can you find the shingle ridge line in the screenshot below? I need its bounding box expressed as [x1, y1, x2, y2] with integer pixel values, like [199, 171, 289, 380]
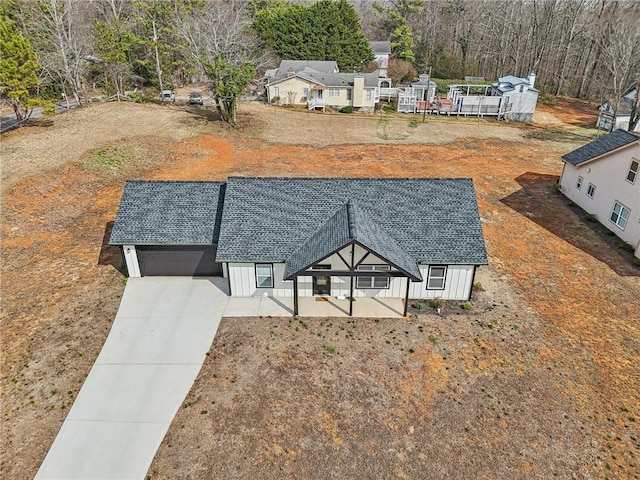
[346, 200, 357, 240]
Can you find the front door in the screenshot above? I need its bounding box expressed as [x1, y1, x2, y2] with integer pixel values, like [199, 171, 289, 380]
[313, 264, 331, 295]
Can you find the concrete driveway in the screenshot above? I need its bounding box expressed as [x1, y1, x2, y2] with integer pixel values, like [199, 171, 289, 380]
[35, 277, 229, 480]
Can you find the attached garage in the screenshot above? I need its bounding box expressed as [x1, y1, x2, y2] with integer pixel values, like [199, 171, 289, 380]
[136, 245, 222, 276]
[110, 181, 226, 278]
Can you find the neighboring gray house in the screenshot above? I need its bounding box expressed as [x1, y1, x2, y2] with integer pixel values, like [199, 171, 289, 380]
[597, 84, 640, 133]
[110, 177, 488, 316]
[559, 129, 640, 258]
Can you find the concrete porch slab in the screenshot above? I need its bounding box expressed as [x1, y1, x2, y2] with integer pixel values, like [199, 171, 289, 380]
[297, 296, 404, 318]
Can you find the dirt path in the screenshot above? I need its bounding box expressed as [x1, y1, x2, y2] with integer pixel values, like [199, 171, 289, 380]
[2, 100, 638, 479]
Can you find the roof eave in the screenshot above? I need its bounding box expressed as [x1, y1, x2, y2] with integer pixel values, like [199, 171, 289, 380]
[561, 139, 640, 166]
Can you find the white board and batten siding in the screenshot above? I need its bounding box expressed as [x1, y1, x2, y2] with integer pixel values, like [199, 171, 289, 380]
[409, 265, 475, 300]
[227, 259, 476, 301]
[228, 262, 294, 297]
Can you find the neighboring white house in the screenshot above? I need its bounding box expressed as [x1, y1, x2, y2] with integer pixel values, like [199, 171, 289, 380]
[110, 177, 488, 316]
[369, 41, 391, 78]
[559, 129, 640, 258]
[490, 71, 539, 121]
[265, 60, 380, 111]
[597, 83, 640, 133]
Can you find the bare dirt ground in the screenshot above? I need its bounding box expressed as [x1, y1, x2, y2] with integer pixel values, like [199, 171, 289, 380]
[1, 99, 638, 479]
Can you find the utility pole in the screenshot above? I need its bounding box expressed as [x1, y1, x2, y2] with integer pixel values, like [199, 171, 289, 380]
[153, 19, 164, 93]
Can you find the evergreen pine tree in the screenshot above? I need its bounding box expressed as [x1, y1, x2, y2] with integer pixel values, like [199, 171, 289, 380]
[0, 17, 41, 122]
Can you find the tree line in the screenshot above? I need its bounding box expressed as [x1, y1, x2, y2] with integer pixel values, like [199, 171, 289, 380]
[1, 0, 639, 126]
[358, 0, 639, 102]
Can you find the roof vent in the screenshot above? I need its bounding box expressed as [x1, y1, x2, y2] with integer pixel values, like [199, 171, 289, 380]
[286, 68, 295, 77]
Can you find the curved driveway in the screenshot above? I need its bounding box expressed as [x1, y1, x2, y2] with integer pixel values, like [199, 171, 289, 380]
[35, 277, 229, 480]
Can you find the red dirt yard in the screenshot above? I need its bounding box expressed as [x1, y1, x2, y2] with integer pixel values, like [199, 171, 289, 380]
[1, 99, 639, 479]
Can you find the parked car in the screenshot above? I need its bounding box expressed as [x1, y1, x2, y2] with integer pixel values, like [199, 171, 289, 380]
[161, 90, 175, 102]
[188, 92, 203, 105]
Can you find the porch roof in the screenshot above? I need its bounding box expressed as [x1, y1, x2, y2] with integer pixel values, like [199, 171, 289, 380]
[283, 200, 422, 281]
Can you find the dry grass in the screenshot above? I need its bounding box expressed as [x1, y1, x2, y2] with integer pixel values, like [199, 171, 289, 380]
[1, 99, 638, 480]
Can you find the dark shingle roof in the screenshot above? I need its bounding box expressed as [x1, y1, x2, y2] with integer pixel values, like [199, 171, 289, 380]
[562, 129, 640, 165]
[216, 177, 488, 266]
[284, 201, 422, 280]
[109, 181, 225, 245]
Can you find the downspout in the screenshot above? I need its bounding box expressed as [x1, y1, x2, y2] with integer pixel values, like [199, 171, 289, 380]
[293, 277, 299, 316]
[403, 278, 410, 316]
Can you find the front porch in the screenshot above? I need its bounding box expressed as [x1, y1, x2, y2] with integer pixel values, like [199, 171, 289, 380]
[223, 295, 405, 318]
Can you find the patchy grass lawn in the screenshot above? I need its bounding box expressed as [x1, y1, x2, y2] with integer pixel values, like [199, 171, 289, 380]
[1, 100, 638, 480]
[149, 269, 602, 479]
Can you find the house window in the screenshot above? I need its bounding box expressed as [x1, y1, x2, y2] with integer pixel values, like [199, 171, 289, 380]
[576, 176, 583, 190]
[427, 266, 447, 290]
[366, 89, 372, 101]
[356, 265, 390, 289]
[255, 264, 274, 288]
[610, 202, 630, 230]
[346, 89, 352, 101]
[627, 159, 639, 183]
[328, 88, 340, 97]
[273, 87, 279, 98]
[586, 183, 596, 198]
[303, 88, 309, 99]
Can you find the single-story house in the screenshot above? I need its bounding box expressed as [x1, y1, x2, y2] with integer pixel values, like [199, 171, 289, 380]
[110, 177, 488, 316]
[559, 129, 640, 258]
[265, 60, 380, 111]
[597, 83, 640, 133]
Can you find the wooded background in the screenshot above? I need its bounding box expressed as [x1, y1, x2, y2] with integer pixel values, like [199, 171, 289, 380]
[2, 0, 639, 108]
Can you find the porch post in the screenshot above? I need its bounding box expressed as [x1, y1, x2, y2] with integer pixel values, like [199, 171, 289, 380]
[403, 277, 410, 317]
[293, 277, 299, 316]
[349, 243, 355, 317]
[349, 275, 354, 317]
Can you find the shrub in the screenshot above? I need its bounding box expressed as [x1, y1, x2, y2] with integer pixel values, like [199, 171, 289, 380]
[339, 106, 353, 114]
[585, 213, 597, 222]
[430, 298, 445, 310]
[553, 182, 561, 192]
[270, 95, 280, 104]
[632, 257, 640, 266]
[619, 242, 634, 253]
[473, 282, 484, 292]
[411, 302, 423, 310]
[408, 118, 419, 128]
[461, 302, 473, 311]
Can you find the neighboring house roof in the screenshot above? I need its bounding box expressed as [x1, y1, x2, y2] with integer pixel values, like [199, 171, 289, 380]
[109, 180, 225, 245]
[269, 60, 338, 80]
[411, 76, 437, 88]
[369, 41, 391, 55]
[493, 75, 539, 93]
[561, 129, 640, 166]
[599, 86, 638, 115]
[269, 69, 379, 89]
[216, 177, 488, 267]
